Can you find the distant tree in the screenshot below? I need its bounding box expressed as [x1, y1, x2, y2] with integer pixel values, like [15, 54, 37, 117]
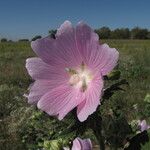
[121, 28, 130, 39]
[8, 40, 13, 42]
[18, 39, 29, 42]
[147, 32, 150, 39]
[131, 27, 149, 39]
[110, 28, 130, 39]
[95, 27, 111, 39]
[49, 29, 57, 39]
[32, 35, 42, 41]
[1, 38, 7, 42]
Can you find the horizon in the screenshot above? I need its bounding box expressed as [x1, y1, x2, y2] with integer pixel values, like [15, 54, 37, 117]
[1, 26, 150, 42]
[0, 0, 150, 40]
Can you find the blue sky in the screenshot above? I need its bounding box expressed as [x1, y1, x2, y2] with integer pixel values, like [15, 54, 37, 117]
[0, 0, 150, 40]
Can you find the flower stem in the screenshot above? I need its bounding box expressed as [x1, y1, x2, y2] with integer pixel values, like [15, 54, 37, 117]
[93, 126, 105, 150]
[88, 112, 105, 150]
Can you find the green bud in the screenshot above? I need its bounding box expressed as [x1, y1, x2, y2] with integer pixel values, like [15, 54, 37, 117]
[144, 94, 150, 103]
[107, 70, 121, 80]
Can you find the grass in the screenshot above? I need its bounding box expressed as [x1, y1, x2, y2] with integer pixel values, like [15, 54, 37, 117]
[0, 40, 150, 149]
[105, 40, 150, 116]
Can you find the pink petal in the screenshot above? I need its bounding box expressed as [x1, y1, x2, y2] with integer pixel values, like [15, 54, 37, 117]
[27, 80, 54, 104]
[75, 22, 118, 75]
[37, 84, 84, 120]
[31, 21, 82, 68]
[75, 22, 99, 65]
[77, 75, 103, 122]
[26, 57, 68, 81]
[97, 44, 119, 75]
[140, 120, 150, 132]
[56, 20, 73, 37]
[72, 138, 92, 150]
[72, 138, 81, 150]
[79, 138, 92, 150]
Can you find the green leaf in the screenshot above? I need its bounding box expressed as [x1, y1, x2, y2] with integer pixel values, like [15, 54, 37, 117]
[102, 79, 128, 100]
[44, 139, 62, 150]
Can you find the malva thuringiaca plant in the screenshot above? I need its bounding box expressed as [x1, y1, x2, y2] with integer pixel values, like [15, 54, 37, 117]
[25, 21, 150, 150]
[26, 21, 119, 122]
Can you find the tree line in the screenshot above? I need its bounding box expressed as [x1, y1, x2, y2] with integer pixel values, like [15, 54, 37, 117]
[0, 27, 150, 42]
[95, 27, 150, 39]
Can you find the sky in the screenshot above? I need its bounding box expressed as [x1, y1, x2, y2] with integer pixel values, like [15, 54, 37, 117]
[0, 0, 150, 40]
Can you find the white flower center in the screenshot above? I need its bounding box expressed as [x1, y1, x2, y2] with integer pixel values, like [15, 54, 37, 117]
[66, 63, 93, 92]
[69, 74, 80, 85]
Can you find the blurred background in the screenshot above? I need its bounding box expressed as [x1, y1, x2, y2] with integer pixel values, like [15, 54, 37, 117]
[0, 0, 150, 149]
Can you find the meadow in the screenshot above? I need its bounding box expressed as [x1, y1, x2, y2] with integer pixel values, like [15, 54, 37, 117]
[0, 40, 150, 150]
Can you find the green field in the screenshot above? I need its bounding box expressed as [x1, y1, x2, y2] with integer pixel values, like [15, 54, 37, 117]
[0, 40, 150, 149]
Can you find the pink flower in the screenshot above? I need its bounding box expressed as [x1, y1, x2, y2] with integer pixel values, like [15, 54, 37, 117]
[64, 137, 92, 150]
[72, 138, 92, 150]
[26, 21, 119, 122]
[138, 120, 150, 132]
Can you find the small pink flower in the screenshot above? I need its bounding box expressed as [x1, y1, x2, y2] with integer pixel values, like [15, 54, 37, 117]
[26, 21, 119, 121]
[64, 137, 92, 150]
[138, 120, 150, 132]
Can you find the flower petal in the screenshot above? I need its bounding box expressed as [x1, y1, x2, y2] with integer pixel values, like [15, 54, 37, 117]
[97, 44, 119, 75]
[77, 75, 103, 122]
[26, 57, 68, 81]
[140, 120, 150, 132]
[37, 84, 84, 120]
[56, 20, 72, 37]
[76, 22, 118, 75]
[72, 138, 81, 150]
[72, 138, 92, 150]
[28, 79, 70, 105]
[31, 21, 82, 68]
[76, 22, 99, 65]
[27, 80, 55, 104]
